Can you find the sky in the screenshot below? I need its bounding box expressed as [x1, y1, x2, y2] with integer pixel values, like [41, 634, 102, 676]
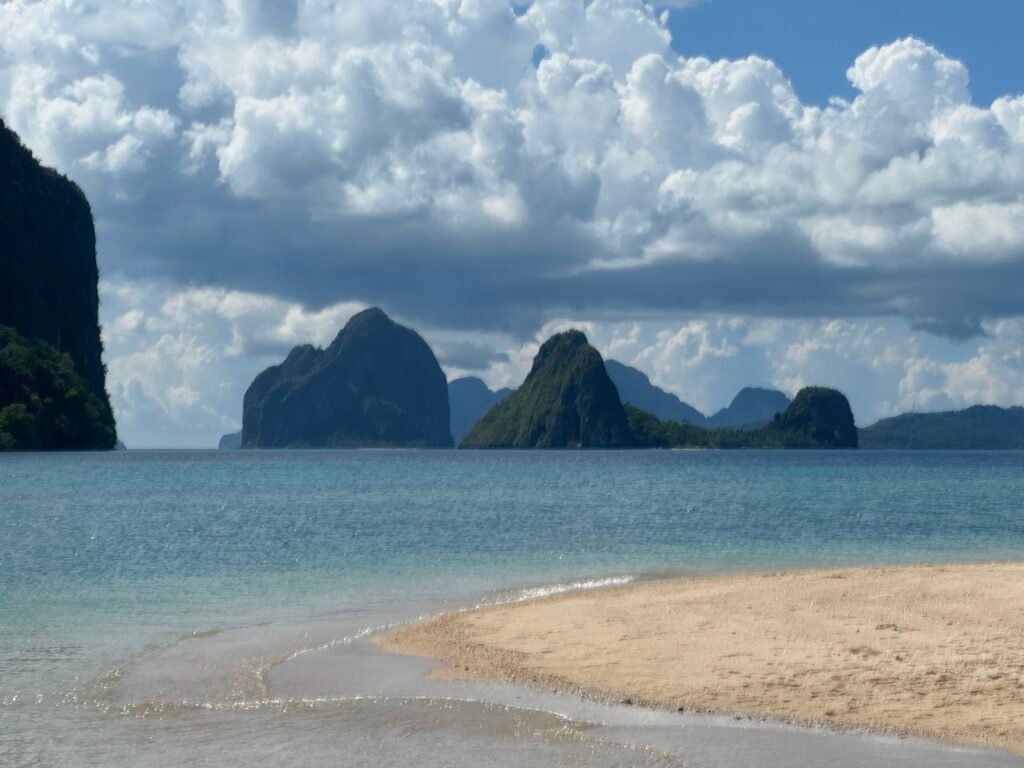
[2, 0, 1023, 447]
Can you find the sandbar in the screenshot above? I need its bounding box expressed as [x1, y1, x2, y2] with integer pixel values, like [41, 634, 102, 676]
[378, 564, 1024, 754]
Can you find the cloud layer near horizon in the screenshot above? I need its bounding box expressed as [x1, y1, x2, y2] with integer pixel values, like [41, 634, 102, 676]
[3, 0, 1024, 444]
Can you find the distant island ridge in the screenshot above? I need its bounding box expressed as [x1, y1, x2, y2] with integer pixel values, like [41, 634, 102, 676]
[604, 359, 790, 429]
[448, 377, 513, 445]
[859, 405, 1024, 449]
[220, 312, 1024, 451]
[461, 330, 856, 449]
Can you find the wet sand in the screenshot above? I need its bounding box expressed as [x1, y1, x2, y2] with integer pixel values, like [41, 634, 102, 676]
[378, 563, 1024, 755]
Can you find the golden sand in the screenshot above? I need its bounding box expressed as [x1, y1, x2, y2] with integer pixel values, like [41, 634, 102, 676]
[379, 564, 1024, 754]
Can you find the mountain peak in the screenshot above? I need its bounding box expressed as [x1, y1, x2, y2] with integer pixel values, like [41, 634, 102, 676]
[774, 387, 858, 448]
[708, 387, 791, 429]
[604, 360, 706, 426]
[462, 331, 632, 448]
[243, 311, 452, 448]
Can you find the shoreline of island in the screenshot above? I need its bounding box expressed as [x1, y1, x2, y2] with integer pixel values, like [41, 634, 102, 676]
[377, 562, 1024, 757]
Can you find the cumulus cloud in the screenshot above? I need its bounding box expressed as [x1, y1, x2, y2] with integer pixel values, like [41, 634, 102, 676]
[1, 1, 1022, 340]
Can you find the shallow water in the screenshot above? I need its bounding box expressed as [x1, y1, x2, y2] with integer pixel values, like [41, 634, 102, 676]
[3, 450, 1024, 766]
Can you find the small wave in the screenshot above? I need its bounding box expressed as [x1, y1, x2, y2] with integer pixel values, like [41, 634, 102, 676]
[494, 576, 635, 605]
[177, 627, 223, 641]
[99, 693, 583, 721]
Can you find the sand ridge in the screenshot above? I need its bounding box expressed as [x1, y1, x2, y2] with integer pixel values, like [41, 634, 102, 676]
[378, 563, 1024, 755]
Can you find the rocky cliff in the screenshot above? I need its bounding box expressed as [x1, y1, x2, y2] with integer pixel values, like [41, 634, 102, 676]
[242, 308, 453, 448]
[461, 331, 633, 448]
[765, 387, 858, 448]
[0, 120, 116, 448]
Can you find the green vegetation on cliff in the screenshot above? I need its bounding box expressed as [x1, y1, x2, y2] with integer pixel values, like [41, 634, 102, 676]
[769, 386, 859, 447]
[242, 308, 453, 448]
[0, 326, 117, 450]
[859, 406, 1024, 449]
[461, 331, 633, 448]
[627, 386, 858, 449]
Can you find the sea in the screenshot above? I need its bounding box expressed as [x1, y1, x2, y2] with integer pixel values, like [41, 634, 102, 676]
[3, 449, 1024, 768]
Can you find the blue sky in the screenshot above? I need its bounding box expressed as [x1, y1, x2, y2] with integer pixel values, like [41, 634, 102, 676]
[669, 0, 1024, 106]
[2, 1, 1024, 446]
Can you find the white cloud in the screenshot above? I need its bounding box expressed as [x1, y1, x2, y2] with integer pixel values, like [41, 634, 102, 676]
[5, 2, 1020, 277]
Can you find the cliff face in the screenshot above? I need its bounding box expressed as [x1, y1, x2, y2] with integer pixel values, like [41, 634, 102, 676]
[461, 331, 633, 448]
[242, 308, 453, 448]
[768, 387, 858, 448]
[0, 121, 116, 448]
[0, 121, 111, 402]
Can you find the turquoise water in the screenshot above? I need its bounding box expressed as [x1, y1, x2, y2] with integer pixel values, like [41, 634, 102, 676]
[3, 450, 1024, 767]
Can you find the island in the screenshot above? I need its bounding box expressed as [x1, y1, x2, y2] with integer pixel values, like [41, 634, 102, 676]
[461, 330, 635, 448]
[860, 405, 1024, 449]
[241, 308, 453, 448]
[462, 329, 857, 449]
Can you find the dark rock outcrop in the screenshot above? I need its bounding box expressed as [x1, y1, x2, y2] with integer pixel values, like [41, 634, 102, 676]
[0, 121, 116, 448]
[604, 360, 706, 425]
[0, 326, 117, 450]
[242, 308, 453, 448]
[448, 377, 512, 445]
[859, 405, 1024, 449]
[461, 330, 633, 448]
[706, 387, 791, 429]
[767, 387, 858, 448]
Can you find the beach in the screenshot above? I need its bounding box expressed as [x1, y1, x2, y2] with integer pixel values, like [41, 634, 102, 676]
[380, 563, 1024, 755]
